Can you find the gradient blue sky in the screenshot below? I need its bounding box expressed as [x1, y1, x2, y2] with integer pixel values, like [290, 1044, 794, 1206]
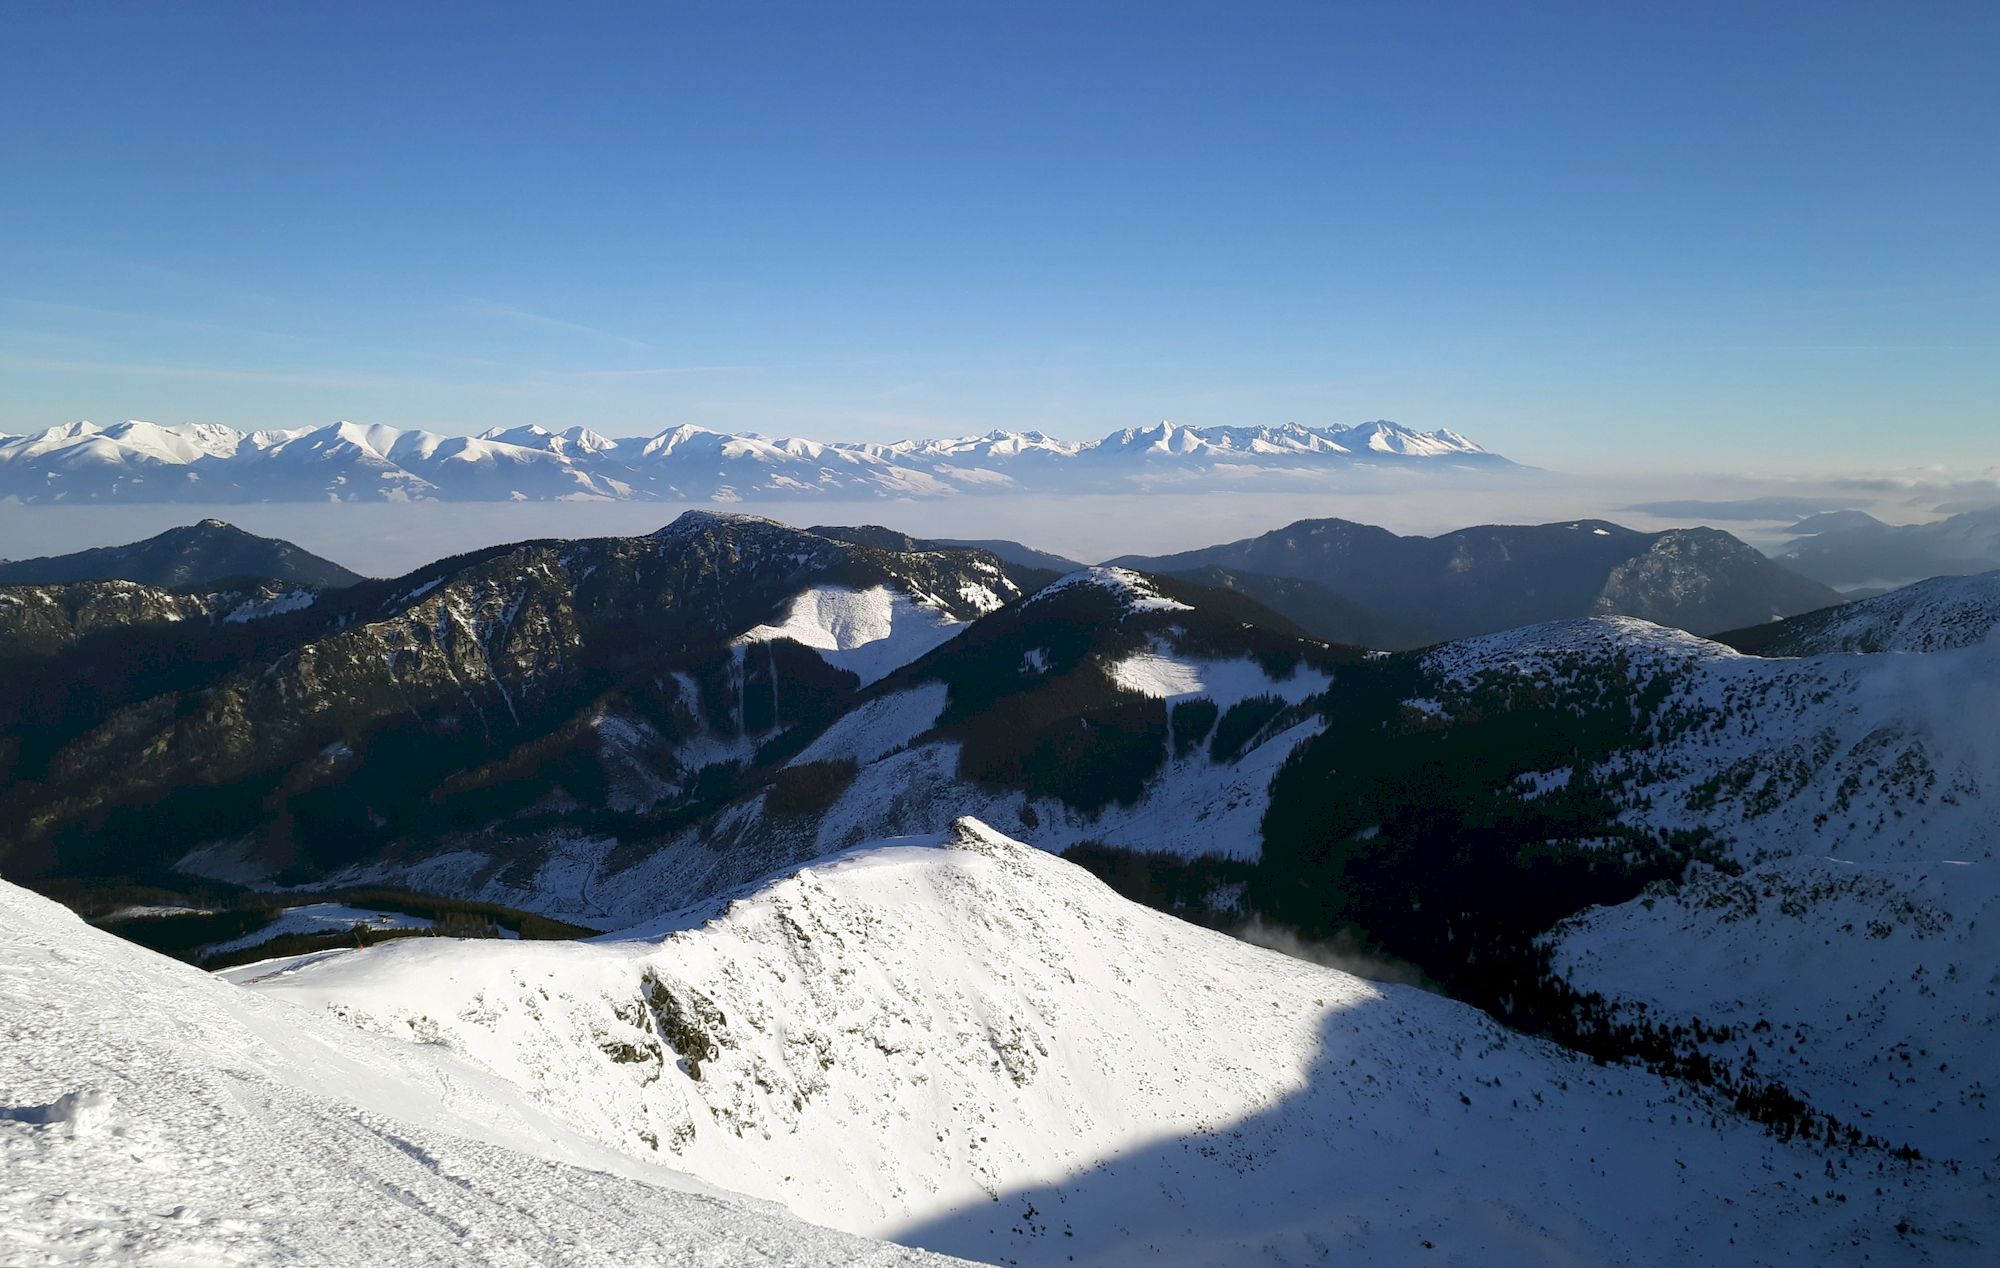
[2, 1, 1995, 472]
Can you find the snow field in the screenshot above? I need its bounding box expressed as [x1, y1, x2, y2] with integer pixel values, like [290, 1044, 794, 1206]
[236, 819, 1992, 1268]
[1430, 616, 2000, 1166]
[738, 586, 967, 687]
[1106, 639, 1330, 707]
[789, 683, 951, 767]
[0, 880, 960, 1267]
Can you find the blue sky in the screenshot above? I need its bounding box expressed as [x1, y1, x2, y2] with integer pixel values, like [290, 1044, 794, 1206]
[2, 1, 1995, 472]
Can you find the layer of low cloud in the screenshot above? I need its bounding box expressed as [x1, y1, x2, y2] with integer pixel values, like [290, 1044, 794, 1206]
[4, 465, 1997, 580]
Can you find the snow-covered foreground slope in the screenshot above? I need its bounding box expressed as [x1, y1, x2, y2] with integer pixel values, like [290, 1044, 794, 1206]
[237, 820, 1992, 1267]
[0, 881, 960, 1267]
[1553, 854, 2000, 1163]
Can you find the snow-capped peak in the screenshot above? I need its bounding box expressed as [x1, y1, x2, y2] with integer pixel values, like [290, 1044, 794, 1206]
[1035, 565, 1193, 612]
[0, 417, 1510, 503]
[652, 508, 793, 537]
[1329, 419, 1487, 456]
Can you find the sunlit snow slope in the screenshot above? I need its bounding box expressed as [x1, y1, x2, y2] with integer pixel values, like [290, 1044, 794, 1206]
[0, 882, 959, 1268]
[1426, 616, 2000, 1163]
[237, 819, 1990, 1268]
[738, 584, 971, 686]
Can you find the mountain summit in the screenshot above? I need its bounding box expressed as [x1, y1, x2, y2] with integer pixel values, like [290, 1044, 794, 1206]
[0, 418, 1511, 503]
[1117, 517, 1840, 643]
[0, 519, 363, 589]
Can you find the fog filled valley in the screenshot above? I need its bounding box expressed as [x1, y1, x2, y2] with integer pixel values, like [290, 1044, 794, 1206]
[4, 502, 1997, 1266]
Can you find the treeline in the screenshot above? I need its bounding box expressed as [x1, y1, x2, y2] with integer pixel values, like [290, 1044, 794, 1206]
[1121, 645, 1936, 1159]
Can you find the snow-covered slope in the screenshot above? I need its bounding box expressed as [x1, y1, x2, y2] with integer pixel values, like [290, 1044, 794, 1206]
[0, 879, 958, 1267]
[0, 418, 1512, 503]
[1031, 565, 1191, 613]
[1419, 617, 2000, 1162]
[1730, 570, 2000, 656]
[1420, 616, 2000, 867]
[1552, 853, 2000, 1163]
[1106, 643, 1328, 706]
[235, 819, 1991, 1267]
[738, 585, 971, 687]
[321, 567, 1344, 925]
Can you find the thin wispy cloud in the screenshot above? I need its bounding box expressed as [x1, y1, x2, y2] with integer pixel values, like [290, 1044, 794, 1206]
[532, 363, 756, 381]
[0, 295, 526, 375]
[0, 295, 316, 348]
[462, 300, 655, 352]
[0, 352, 503, 395]
[58, 247, 291, 309]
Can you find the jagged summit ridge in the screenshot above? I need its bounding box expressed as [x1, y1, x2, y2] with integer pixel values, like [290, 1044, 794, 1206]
[0, 417, 1512, 503]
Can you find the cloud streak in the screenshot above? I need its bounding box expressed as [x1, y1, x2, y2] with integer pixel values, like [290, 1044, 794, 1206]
[462, 300, 655, 352]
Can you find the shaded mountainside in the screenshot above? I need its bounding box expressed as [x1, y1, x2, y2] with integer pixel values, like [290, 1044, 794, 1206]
[803, 524, 1064, 593]
[927, 537, 1085, 575]
[1116, 517, 1842, 642]
[230, 818, 1990, 1268]
[251, 565, 1355, 928]
[0, 578, 314, 658]
[1777, 505, 2000, 590]
[0, 512, 1027, 883]
[1176, 565, 1431, 650]
[1722, 569, 2000, 656]
[809, 526, 1081, 582]
[0, 518, 364, 588]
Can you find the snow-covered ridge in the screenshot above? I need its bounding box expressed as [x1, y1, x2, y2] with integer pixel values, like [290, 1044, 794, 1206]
[1033, 565, 1193, 612]
[1421, 614, 1736, 690]
[1750, 570, 2000, 655]
[0, 877, 955, 1266]
[0, 418, 1512, 503]
[1417, 614, 2000, 1162]
[234, 819, 1990, 1267]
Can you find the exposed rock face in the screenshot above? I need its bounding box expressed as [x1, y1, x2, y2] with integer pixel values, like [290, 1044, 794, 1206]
[1592, 527, 1843, 633]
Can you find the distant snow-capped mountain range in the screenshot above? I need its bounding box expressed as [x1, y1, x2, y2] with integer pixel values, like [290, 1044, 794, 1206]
[0, 417, 1508, 503]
